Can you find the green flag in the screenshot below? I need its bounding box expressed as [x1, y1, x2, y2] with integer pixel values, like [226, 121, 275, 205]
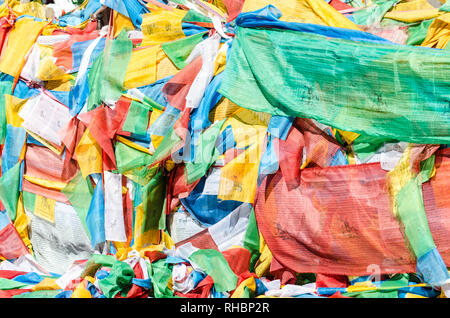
[406, 19, 435, 46]
[61, 171, 94, 240]
[141, 169, 167, 232]
[147, 259, 173, 298]
[98, 260, 135, 298]
[0, 161, 22, 221]
[351, 0, 398, 25]
[87, 30, 133, 110]
[115, 140, 153, 174]
[396, 175, 436, 259]
[162, 31, 208, 69]
[242, 208, 261, 272]
[0, 74, 14, 144]
[0, 277, 29, 290]
[185, 119, 226, 184]
[189, 249, 238, 293]
[121, 100, 150, 136]
[219, 26, 450, 144]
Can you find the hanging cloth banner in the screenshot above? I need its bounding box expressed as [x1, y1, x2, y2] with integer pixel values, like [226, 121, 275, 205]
[254, 150, 450, 276]
[219, 6, 450, 144]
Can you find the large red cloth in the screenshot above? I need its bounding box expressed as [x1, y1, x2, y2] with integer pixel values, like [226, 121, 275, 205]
[256, 163, 410, 276]
[422, 148, 450, 262]
[255, 149, 450, 276]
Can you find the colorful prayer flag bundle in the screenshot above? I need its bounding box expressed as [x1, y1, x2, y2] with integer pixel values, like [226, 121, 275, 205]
[0, 0, 449, 299]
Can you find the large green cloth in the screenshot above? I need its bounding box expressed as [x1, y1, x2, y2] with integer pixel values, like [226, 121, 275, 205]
[219, 26, 450, 144]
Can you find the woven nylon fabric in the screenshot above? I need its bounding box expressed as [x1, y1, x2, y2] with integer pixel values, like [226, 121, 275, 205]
[219, 25, 450, 144]
[255, 163, 416, 276]
[255, 150, 450, 276]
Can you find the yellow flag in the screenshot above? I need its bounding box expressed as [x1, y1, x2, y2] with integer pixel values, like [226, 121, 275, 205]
[113, 11, 135, 38]
[124, 45, 158, 90]
[71, 281, 92, 298]
[216, 108, 268, 203]
[422, 13, 450, 49]
[337, 130, 360, 144]
[384, 0, 441, 23]
[25, 130, 64, 156]
[5, 95, 26, 127]
[214, 44, 227, 75]
[386, 145, 417, 217]
[161, 230, 175, 250]
[405, 293, 427, 298]
[0, 17, 47, 78]
[156, 45, 179, 79]
[34, 194, 56, 223]
[116, 136, 152, 155]
[37, 55, 73, 82]
[148, 108, 165, 150]
[141, 7, 188, 46]
[23, 175, 67, 191]
[132, 203, 160, 250]
[255, 235, 272, 278]
[31, 277, 61, 291]
[37, 44, 74, 82]
[232, 276, 256, 298]
[74, 128, 103, 179]
[14, 193, 32, 253]
[11, 1, 46, 19]
[209, 98, 242, 123]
